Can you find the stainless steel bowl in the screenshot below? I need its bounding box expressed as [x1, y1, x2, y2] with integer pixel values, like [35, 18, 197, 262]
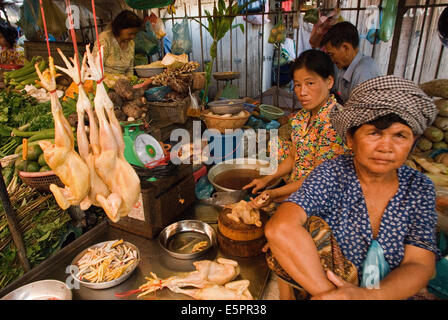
[208, 99, 245, 115]
[1, 280, 72, 300]
[208, 158, 282, 192]
[159, 220, 217, 260]
[70, 240, 140, 290]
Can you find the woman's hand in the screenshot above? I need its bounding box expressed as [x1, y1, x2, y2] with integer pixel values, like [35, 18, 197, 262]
[311, 270, 370, 300]
[243, 176, 271, 194]
[250, 190, 277, 209]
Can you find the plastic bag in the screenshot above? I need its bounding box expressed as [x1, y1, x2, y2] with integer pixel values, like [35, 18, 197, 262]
[171, 18, 192, 55]
[20, 0, 40, 40]
[379, 0, 398, 42]
[238, 0, 264, 13]
[273, 38, 296, 67]
[360, 240, 391, 289]
[243, 0, 270, 25]
[309, 9, 343, 48]
[195, 176, 214, 200]
[145, 86, 172, 102]
[187, 87, 201, 118]
[268, 21, 286, 44]
[150, 12, 166, 39]
[135, 21, 160, 56]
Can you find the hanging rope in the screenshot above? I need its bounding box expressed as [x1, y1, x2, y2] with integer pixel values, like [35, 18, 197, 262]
[65, 0, 82, 82]
[38, 0, 51, 58]
[91, 0, 104, 77]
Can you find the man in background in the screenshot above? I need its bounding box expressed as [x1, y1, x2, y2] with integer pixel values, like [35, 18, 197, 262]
[320, 21, 380, 104]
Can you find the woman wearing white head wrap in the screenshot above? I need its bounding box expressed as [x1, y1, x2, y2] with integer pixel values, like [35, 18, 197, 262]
[264, 75, 440, 300]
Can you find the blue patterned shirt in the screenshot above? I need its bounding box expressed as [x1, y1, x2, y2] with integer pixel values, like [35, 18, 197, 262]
[286, 154, 440, 279]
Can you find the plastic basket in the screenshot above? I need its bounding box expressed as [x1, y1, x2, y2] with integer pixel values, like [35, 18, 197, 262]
[19, 171, 64, 192]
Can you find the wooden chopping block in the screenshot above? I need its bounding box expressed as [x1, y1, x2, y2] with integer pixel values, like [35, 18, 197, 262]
[217, 228, 266, 258]
[218, 208, 268, 241]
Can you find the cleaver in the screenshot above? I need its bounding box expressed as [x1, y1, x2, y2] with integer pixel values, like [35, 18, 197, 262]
[201, 190, 248, 207]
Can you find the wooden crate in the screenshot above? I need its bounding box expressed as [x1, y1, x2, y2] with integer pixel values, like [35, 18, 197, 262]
[109, 164, 195, 239]
[24, 41, 88, 67]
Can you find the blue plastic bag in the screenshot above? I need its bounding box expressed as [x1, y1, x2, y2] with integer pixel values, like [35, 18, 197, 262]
[145, 86, 172, 102]
[171, 18, 192, 55]
[195, 176, 214, 200]
[360, 240, 391, 288]
[135, 21, 160, 56]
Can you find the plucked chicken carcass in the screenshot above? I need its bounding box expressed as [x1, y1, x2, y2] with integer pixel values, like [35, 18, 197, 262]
[169, 280, 253, 300]
[250, 192, 277, 213]
[136, 258, 241, 297]
[55, 49, 110, 211]
[35, 56, 90, 210]
[224, 200, 262, 227]
[84, 45, 140, 222]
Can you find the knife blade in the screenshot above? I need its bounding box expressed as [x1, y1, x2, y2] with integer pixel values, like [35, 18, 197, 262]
[200, 190, 248, 207]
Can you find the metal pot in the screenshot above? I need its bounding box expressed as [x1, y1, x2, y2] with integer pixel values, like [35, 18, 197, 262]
[208, 158, 281, 192]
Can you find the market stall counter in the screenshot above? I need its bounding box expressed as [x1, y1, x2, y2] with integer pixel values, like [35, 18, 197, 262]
[0, 203, 270, 300]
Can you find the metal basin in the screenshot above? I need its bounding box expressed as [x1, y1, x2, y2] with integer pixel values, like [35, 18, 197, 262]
[1, 280, 72, 300]
[208, 158, 281, 192]
[208, 99, 245, 115]
[69, 240, 140, 290]
[159, 220, 217, 260]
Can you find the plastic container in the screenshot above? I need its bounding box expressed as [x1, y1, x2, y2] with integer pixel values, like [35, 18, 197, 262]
[259, 104, 285, 121]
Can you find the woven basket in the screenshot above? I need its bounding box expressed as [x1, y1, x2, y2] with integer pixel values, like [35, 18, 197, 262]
[19, 171, 64, 192]
[202, 110, 250, 134]
[192, 72, 206, 90]
[147, 96, 190, 124]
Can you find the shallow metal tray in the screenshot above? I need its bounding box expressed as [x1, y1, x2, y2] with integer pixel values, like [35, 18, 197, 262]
[208, 99, 245, 115]
[1, 280, 72, 300]
[159, 220, 217, 259]
[70, 240, 140, 290]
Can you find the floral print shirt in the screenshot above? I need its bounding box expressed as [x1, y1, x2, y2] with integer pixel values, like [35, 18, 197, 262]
[286, 154, 440, 279]
[0, 44, 25, 65]
[275, 95, 348, 182]
[93, 29, 135, 77]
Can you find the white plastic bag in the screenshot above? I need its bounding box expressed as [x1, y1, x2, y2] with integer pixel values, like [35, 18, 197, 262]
[149, 12, 166, 39]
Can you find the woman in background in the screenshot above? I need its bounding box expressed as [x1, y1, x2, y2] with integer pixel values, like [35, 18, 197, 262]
[93, 10, 143, 77]
[0, 22, 25, 65]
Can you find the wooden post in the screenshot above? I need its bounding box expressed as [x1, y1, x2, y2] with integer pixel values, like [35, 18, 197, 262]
[0, 164, 31, 272]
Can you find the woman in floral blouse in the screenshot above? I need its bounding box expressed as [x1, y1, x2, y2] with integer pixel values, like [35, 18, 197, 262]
[244, 49, 348, 204]
[0, 22, 25, 66]
[93, 10, 142, 77]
